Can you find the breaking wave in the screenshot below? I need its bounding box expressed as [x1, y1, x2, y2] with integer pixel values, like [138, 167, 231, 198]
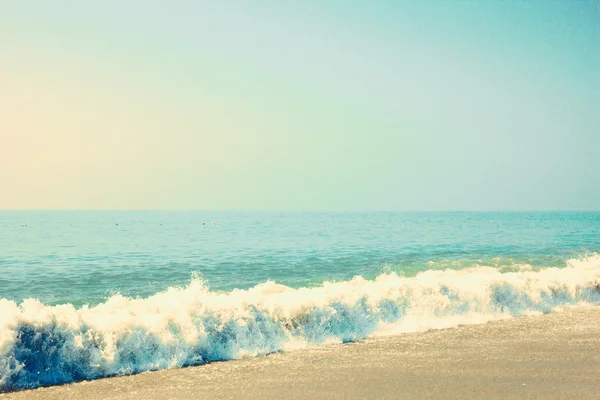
[1, 254, 600, 392]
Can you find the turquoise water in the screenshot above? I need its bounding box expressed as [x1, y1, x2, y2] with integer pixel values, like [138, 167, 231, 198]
[2, 211, 598, 305]
[1, 211, 600, 391]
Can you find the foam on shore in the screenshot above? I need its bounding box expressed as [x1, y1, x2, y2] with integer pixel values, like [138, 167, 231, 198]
[1, 254, 600, 392]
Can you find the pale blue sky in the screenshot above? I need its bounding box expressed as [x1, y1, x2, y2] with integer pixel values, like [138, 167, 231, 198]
[1, 1, 598, 210]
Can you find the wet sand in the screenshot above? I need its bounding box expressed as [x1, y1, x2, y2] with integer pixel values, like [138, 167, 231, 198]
[3, 307, 600, 400]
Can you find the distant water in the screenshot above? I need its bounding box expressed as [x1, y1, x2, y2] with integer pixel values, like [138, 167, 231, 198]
[1, 211, 600, 391]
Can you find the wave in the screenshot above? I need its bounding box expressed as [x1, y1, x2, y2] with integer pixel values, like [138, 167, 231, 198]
[1, 254, 600, 392]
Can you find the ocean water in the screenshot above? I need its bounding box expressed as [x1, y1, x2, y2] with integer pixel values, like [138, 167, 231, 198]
[1, 211, 599, 392]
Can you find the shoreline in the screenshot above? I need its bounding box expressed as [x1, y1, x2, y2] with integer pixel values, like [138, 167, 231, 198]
[3, 306, 600, 399]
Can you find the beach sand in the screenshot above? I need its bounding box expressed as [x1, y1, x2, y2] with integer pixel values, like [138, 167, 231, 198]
[3, 307, 600, 400]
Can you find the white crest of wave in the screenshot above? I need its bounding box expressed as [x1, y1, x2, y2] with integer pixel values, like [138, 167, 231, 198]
[1, 254, 600, 391]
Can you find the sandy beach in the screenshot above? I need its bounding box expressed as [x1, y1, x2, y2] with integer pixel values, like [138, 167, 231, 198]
[2, 306, 599, 400]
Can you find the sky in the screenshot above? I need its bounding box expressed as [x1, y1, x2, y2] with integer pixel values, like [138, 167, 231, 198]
[1, 1, 599, 210]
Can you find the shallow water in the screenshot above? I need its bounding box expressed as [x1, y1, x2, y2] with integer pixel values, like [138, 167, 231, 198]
[1, 211, 599, 391]
[1, 211, 598, 305]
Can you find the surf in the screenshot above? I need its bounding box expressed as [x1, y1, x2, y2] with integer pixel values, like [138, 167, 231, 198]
[1, 254, 600, 392]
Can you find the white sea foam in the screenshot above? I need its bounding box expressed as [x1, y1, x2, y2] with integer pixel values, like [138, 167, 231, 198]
[1, 254, 600, 392]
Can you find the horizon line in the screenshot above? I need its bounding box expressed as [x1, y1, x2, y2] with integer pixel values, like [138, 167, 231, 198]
[1, 209, 599, 213]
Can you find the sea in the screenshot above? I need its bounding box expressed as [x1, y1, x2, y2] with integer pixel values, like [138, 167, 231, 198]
[1, 211, 599, 392]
